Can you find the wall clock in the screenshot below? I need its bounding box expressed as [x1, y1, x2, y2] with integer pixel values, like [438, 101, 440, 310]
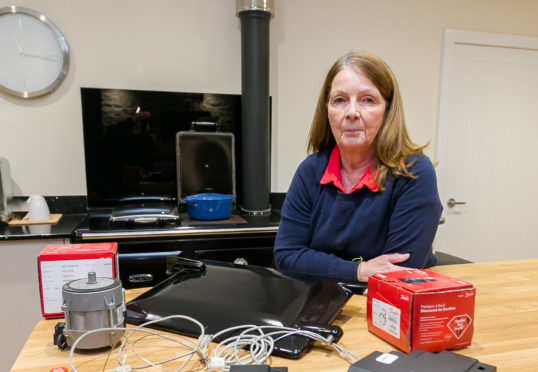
[0, 6, 70, 98]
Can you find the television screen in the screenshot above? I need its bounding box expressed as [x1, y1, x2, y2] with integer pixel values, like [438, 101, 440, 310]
[80, 87, 242, 210]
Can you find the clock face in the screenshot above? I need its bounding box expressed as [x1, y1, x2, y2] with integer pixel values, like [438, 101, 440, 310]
[0, 7, 69, 98]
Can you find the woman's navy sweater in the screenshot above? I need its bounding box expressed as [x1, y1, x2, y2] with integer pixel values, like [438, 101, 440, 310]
[274, 149, 443, 282]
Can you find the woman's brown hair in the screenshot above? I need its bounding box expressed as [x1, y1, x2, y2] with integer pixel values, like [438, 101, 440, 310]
[307, 51, 426, 190]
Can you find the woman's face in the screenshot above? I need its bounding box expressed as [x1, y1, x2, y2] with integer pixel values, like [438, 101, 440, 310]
[327, 68, 386, 153]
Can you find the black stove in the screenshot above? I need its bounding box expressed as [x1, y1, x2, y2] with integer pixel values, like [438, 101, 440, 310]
[73, 208, 280, 289]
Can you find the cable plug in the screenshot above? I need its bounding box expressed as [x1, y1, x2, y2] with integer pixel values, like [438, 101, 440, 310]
[105, 366, 132, 372]
[229, 366, 288, 372]
[199, 334, 214, 347]
[207, 356, 226, 371]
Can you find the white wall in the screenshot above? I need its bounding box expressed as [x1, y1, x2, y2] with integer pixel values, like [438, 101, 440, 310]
[2, 0, 538, 196]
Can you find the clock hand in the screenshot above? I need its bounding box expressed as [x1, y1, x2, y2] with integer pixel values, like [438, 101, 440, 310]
[9, 32, 24, 54]
[20, 52, 59, 62]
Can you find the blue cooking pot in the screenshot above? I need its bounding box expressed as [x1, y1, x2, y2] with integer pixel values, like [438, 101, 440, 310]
[183, 193, 234, 220]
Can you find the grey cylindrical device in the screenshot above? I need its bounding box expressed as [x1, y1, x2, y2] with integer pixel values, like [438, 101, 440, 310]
[236, 0, 274, 216]
[61, 272, 125, 349]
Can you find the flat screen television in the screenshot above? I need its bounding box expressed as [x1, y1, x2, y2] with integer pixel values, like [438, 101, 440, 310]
[80, 87, 243, 210]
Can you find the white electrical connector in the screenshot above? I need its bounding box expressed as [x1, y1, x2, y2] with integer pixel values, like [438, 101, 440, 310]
[69, 314, 359, 372]
[105, 366, 132, 372]
[207, 356, 226, 371]
[200, 334, 214, 347]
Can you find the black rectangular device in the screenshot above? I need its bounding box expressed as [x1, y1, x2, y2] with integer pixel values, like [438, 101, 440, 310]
[348, 350, 496, 372]
[125, 260, 353, 359]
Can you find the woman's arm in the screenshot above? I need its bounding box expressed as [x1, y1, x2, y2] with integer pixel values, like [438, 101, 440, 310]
[357, 159, 442, 280]
[381, 156, 443, 268]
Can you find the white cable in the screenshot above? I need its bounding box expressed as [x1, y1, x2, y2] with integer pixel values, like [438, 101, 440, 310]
[129, 332, 203, 370]
[67, 316, 359, 371]
[68, 315, 206, 372]
[211, 325, 359, 367]
[211, 325, 271, 366]
[118, 314, 206, 371]
[68, 327, 194, 371]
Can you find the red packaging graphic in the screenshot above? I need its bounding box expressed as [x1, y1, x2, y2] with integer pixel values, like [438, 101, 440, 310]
[37, 242, 119, 318]
[367, 269, 475, 353]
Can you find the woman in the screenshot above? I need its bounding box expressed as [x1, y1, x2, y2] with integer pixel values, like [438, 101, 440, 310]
[274, 51, 442, 282]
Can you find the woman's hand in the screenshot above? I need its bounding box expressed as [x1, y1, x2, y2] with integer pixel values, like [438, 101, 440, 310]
[357, 253, 410, 282]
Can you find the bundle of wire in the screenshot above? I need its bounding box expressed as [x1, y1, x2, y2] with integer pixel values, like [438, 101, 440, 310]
[68, 314, 359, 372]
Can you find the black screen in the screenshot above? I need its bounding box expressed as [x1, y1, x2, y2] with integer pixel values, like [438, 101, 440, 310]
[80, 88, 242, 209]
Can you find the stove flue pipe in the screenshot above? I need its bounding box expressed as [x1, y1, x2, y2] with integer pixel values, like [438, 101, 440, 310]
[236, 0, 273, 216]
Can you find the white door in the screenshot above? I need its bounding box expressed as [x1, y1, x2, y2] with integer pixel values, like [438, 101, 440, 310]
[435, 29, 538, 262]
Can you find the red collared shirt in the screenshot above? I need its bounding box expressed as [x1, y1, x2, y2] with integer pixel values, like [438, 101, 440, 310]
[319, 146, 378, 193]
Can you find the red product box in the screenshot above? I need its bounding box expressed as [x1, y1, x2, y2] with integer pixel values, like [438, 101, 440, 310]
[37, 242, 119, 319]
[367, 269, 475, 353]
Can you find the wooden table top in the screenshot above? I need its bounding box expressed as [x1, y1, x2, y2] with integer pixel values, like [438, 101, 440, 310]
[11, 258, 538, 372]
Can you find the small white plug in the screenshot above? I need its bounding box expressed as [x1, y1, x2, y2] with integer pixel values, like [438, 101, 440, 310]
[207, 356, 226, 371]
[105, 366, 132, 372]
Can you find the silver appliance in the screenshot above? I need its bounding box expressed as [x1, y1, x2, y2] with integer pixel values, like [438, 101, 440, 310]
[0, 158, 13, 223]
[60, 272, 125, 349]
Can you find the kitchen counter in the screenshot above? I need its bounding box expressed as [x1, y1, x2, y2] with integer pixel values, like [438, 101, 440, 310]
[11, 258, 538, 372]
[0, 196, 87, 241]
[0, 212, 86, 241]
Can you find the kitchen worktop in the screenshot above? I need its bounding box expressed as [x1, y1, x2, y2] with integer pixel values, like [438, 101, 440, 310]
[13, 259, 538, 372]
[0, 212, 87, 241]
[0, 196, 87, 241]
